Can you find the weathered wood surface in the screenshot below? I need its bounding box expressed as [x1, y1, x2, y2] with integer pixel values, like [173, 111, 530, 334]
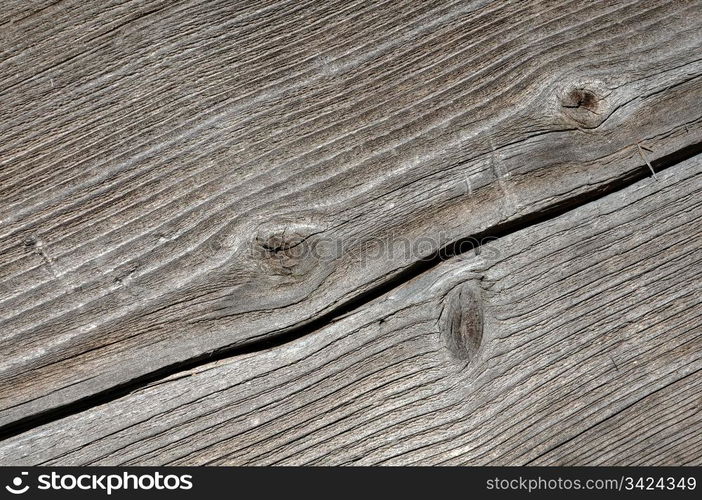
[534, 371, 702, 466]
[2, 155, 699, 465]
[2, 0, 702, 431]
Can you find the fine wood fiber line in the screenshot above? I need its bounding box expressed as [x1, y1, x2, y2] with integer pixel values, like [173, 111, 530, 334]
[2, 0, 702, 434]
[1, 155, 700, 465]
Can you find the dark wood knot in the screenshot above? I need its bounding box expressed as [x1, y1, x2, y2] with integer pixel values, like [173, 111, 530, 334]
[440, 282, 484, 362]
[558, 81, 610, 129]
[561, 88, 599, 112]
[253, 222, 323, 277]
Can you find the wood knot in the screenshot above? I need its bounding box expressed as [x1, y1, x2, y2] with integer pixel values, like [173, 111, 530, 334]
[562, 88, 599, 112]
[23, 234, 40, 248]
[253, 222, 323, 277]
[440, 282, 484, 362]
[557, 80, 611, 129]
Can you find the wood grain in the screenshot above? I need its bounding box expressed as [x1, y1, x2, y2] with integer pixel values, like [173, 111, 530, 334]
[2, 0, 701, 429]
[533, 371, 702, 466]
[2, 154, 699, 465]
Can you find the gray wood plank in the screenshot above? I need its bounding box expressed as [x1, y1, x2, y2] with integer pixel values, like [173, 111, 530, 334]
[2, 0, 702, 427]
[1, 154, 699, 465]
[532, 371, 702, 466]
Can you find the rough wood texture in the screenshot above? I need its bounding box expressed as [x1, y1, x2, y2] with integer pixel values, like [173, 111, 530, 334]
[534, 371, 702, 466]
[2, 155, 699, 465]
[2, 0, 702, 430]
